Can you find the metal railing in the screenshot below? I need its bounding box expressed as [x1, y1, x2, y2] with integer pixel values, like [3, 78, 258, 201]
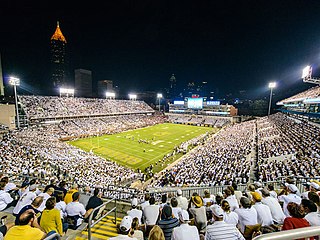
[87, 197, 117, 240]
[44, 232, 61, 240]
[253, 226, 320, 240]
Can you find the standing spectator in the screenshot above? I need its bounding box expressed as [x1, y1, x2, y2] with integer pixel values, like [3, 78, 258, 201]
[171, 198, 182, 219]
[143, 196, 160, 236]
[189, 195, 207, 235]
[158, 205, 179, 240]
[127, 198, 142, 225]
[171, 209, 200, 240]
[140, 193, 150, 211]
[176, 189, 188, 211]
[4, 209, 46, 240]
[206, 205, 244, 240]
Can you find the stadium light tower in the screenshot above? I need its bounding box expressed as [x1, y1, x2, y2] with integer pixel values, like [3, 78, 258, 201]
[128, 94, 137, 101]
[59, 88, 74, 97]
[106, 92, 115, 99]
[9, 76, 20, 129]
[157, 93, 163, 112]
[302, 66, 320, 84]
[268, 82, 276, 117]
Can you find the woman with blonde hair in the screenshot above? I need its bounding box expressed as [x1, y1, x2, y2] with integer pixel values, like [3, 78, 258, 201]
[148, 225, 165, 240]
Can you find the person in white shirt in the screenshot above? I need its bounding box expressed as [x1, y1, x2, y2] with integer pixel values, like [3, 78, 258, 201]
[176, 189, 188, 211]
[65, 192, 87, 228]
[260, 189, 285, 224]
[172, 209, 200, 240]
[55, 192, 67, 220]
[13, 184, 37, 215]
[251, 192, 273, 227]
[234, 197, 258, 233]
[110, 215, 138, 240]
[140, 193, 150, 211]
[171, 198, 182, 219]
[143, 196, 160, 227]
[0, 181, 13, 211]
[221, 200, 239, 226]
[127, 198, 142, 225]
[203, 189, 214, 207]
[206, 205, 245, 240]
[37, 187, 55, 212]
[301, 199, 320, 226]
[278, 184, 301, 217]
[224, 187, 239, 211]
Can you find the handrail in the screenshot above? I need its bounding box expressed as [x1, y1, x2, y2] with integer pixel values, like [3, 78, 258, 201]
[252, 226, 320, 240]
[44, 232, 61, 240]
[87, 197, 117, 240]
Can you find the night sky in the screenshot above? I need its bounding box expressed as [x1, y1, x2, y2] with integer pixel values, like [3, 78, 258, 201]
[1, 0, 320, 100]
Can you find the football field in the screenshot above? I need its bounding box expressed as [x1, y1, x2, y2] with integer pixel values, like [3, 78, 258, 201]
[69, 123, 216, 172]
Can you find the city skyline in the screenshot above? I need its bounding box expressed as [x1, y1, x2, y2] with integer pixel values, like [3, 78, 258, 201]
[1, 1, 320, 100]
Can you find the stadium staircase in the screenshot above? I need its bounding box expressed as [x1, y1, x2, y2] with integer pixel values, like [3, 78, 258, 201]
[80, 215, 122, 239]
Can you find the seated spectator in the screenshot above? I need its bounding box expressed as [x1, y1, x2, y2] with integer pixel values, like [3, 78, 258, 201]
[171, 209, 199, 240]
[158, 205, 179, 240]
[189, 195, 207, 234]
[232, 182, 243, 204]
[0, 181, 14, 211]
[251, 192, 273, 227]
[55, 192, 67, 221]
[13, 184, 37, 216]
[282, 202, 311, 232]
[301, 199, 320, 226]
[65, 192, 87, 229]
[206, 205, 244, 240]
[79, 186, 91, 207]
[159, 194, 169, 209]
[127, 198, 142, 225]
[64, 184, 78, 205]
[4, 209, 46, 240]
[278, 184, 301, 217]
[110, 215, 137, 240]
[203, 189, 214, 207]
[260, 189, 285, 224]
[40, 197, 68, 236]
[148, 225, 165, 240]
[85, 188, 104, 220]
[235, 197, 258, 234]
[15, 196, 44, 225]
[224, 186, 239, 211]
[0, 222, 14, 239]
[38, 187, 55, 212]
[308, 192, 320, 212]
[130, 217, 143, 240]
[221, 200, 238, 226]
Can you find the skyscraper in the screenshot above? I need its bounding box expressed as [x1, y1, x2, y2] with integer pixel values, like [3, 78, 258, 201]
[75, 69, 92, 97]
[50, 21, 67, 91]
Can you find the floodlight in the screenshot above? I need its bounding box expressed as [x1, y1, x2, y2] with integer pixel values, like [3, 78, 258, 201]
[157, 93, 163, 98]
[9, 77, 20, 86]
[128, 94, 137, 100]
[106, 92, 115, 98]
[9, 76, 20, 129]
[268, 82, 276, 88]
[302, 66, 312, 79]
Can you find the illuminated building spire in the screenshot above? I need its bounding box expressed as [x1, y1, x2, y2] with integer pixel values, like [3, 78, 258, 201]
[51, 21, 67, 43]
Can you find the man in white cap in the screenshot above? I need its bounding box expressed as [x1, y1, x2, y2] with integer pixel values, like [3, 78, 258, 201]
[176, 189, 188, 210]
[171, 209, 200, 240]
[127, 198, 142, 224]
[110, 215, 137, 240]
[278, 183, 301, 217]
[206, 205, 245, 240]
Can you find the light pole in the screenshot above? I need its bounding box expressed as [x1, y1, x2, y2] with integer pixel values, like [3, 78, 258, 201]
[157, 93, 162, 112]
[9, 77, 20, 129]
[268, 82, 276, 117]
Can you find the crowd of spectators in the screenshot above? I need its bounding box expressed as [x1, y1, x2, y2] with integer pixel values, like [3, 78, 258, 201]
[167, 114, 231, 128]
[19, 95, 154, 119]
[279, 85, 320, 103]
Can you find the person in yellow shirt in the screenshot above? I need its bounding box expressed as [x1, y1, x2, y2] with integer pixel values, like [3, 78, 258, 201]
[64, 184, 78, 204]
[4, 209, 46, 240]
[40, 197, 67, 236]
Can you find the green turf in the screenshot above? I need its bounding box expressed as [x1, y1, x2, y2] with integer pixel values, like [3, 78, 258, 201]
[68, 123, 216, 172]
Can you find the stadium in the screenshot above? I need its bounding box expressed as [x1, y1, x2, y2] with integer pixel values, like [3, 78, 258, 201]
[0, 72, 320, 239]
